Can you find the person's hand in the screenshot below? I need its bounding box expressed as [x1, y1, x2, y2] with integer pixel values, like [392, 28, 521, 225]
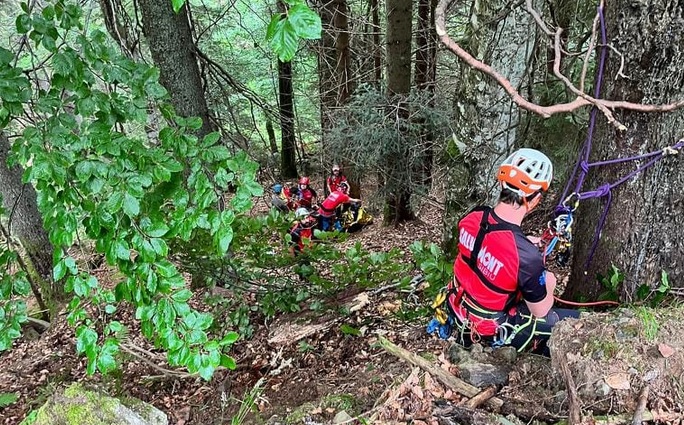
[545, 271, 557, 294]
[527, 235, 542, 246]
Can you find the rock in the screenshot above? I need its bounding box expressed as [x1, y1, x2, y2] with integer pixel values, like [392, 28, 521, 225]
[448, 344, 470, 364]
[332, 411, 353, 424]
[492, 346, 517, 363]
[458, 362, 511, 387]
[26, 383, 167, 425]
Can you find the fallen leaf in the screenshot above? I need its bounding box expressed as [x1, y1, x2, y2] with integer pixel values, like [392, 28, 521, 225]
[604, 373, 631, 390]
[411, 385, 424, 399]
[658, 343, 675, 358]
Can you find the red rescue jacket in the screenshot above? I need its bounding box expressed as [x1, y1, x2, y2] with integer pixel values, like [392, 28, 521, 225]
[447, 207, 544, 335]
[318, 191, 350, 217]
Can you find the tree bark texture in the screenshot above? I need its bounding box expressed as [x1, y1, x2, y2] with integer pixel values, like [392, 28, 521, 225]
[567, 1, 684, 298]
[137, 0, 215, 138]
[442, 2, 537, 254]
[0, 133, 53, 284]
[372, 0, 382, 84]
[382, 0, 413, 223]
[278, 59, 298, 179]
[317, 0, 353, 161]
[385, 0, 411, 96]
[414, 0, 438, 185]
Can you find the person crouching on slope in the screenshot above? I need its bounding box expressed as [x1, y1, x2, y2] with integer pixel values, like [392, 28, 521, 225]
[289, 208, 318, 256]
[317, 182, 360, 231]
[434, 148, 579, 357]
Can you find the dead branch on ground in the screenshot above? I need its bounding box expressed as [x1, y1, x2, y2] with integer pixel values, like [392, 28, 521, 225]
[376, 336, 504, 410]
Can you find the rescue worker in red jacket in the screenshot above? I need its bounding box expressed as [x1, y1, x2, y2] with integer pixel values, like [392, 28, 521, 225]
[441, 148, 579, 356]
[289, 208, 317, 256]
[326, 164, 348, 195]
[318, 182, 360, 231]
[295, 177, 317, 209]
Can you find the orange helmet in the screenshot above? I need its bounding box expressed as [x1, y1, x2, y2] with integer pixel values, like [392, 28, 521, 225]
[497, 148, 553, 196]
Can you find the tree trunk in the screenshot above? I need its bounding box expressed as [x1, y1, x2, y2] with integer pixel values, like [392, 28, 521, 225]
[137, 0, 215, 138]
[0, 132, 55, 300]
[318, 0, 336, 135]
[442, 2, 537, 254]
[372, 0, 382, 84]
[383, 0, 413, 224]
[566, 1, 684, 299]
[414, 0, 437, 186]
[278, 59, 298, 179]
[266, 116, 278, 154]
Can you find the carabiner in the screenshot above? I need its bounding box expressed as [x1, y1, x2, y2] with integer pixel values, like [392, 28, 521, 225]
[561, 193, 580, 212]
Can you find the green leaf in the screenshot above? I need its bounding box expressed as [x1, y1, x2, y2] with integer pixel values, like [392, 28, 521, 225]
[150, 238, 168, 257]
[171, 0, 186, 13]
[97, 339, 119, 374]
[220, 354, 237, 370]
[287, 4, 322, 40]
[0, 392, 18, 407]
[15, 14, 31, 34]
[215, 226, 233, 254]
[76, 326, 98, 357]
[53, 259, 67, 281]
[146, 222, 169, 238]
[123, 192, 140, 217]
[171, 289, 192, 303]
[266, 17, 299, 62]
[198, 356, 215, 381]
[113, 240, 130, 261]
[219, 331, 239, 346]
[0, 48, 14, 66]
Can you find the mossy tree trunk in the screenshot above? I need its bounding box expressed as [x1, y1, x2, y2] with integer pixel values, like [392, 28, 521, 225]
[566, 1, 684, 300]
[137, 0, 216, 139]
[442, 2, 538, 254]
[0, 132, 55, 304]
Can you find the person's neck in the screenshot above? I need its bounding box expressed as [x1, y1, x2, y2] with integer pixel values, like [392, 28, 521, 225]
[492, 201, 527, 226]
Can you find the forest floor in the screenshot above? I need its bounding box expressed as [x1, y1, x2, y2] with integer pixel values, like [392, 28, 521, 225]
[1, 193, 683, 425]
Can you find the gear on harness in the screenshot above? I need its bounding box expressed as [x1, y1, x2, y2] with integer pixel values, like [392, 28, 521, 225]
[427, 315, 453, 339]
[541, 194, 578, 267]
[430, 291, 449, 324]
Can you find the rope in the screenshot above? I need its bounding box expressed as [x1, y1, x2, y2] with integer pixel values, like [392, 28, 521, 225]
[554, 4, 684, 270]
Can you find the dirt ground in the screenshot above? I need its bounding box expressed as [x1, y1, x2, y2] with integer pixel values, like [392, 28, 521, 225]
[0, 198, 455, 425]
[1, 192, 683, 425]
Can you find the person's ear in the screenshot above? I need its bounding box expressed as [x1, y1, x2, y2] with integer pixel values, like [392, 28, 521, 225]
[527, 192, 542, 210]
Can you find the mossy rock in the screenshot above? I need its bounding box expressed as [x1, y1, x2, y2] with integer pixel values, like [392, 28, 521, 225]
[24, 383, 167, 425]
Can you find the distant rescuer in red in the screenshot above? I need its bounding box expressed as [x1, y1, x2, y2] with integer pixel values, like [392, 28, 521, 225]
[326, 164, 347, 195]
[429, 148, 579, 356]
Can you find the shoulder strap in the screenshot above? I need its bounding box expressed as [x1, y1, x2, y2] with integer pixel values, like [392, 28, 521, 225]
[468, 209, 490, 268]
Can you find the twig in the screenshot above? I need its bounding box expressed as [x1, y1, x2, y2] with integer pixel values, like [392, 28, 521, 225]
[26, 316, 51, 330]
[458, 385, 497, 409]
[558, 352, 581, 425]
[120, 344, 194, 379]
[631, 385, 649, 425]
[376, 336, 504, 409]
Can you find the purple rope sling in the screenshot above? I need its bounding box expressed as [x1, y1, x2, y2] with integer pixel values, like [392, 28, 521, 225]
[554, 4, 684, 269]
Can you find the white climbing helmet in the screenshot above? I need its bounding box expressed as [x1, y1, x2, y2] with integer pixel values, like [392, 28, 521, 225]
[295, 208, 310, 219]
[497, 148, 553, 196]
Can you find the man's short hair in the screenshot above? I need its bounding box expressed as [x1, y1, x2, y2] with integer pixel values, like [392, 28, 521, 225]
[498, 187, 539, 206]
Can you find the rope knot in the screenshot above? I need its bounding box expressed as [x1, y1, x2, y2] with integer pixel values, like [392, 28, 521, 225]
[580, 161, 590, 173]
[596, 184, 611, 197]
